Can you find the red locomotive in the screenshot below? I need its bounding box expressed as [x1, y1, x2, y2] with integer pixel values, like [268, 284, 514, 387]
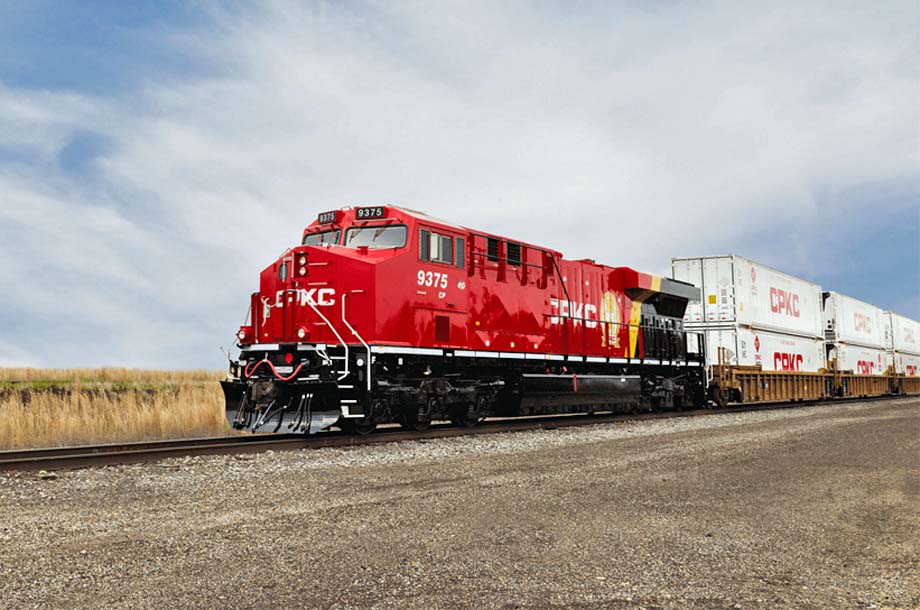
[222, 206, 705, 433]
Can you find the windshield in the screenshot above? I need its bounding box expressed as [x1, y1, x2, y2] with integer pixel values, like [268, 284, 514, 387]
[344, 224, 407, 249]
[302, 229, 341, 246]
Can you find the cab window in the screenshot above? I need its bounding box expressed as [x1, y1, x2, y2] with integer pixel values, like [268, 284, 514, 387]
[419, 230, 453, 265]
[344, 224, 407, 249]
[303, 229, 340, 246]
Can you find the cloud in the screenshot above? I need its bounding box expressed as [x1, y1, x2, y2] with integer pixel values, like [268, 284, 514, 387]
[0, 1, 917, 367]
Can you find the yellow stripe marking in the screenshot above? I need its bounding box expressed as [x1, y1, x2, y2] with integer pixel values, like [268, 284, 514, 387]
[628, 276, 662, 357]
[628, 301, 643, 357]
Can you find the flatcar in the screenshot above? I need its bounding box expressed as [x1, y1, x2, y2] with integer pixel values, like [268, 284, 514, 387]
[222, 205, 706, 434]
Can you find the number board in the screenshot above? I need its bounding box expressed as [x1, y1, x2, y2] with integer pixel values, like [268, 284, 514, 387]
[317, 211, 338, 224]
[355, 206, 386, 220]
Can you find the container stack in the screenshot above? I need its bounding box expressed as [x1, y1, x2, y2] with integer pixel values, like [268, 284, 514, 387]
[885, 312, 920, 377]
[823, 292, 891, 375]
[673, 255, 920, 378]
[671, 255, 826, 372]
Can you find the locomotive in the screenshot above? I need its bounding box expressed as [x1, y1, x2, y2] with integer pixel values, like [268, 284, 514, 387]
[222, 206, 706, 434]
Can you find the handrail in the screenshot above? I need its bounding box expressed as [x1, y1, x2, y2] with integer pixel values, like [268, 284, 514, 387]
[550, 254, 572, 307]
[341, 293, 371, 391]
[301, 291, 350, 381]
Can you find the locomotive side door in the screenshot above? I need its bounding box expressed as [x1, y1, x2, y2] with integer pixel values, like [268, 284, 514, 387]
[414, 226, 468, 348]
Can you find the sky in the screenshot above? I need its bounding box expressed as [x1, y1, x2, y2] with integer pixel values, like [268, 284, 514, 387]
[0, 0, 918, 369]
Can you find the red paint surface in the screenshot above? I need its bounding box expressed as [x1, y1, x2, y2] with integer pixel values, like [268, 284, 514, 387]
[238, 206, 667, 360]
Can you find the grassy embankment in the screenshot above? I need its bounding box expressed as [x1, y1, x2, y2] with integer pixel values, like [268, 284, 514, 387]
[0, 369, 230, 450]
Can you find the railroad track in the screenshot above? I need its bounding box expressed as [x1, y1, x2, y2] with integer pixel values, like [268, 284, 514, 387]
[1, 395, 914, 472]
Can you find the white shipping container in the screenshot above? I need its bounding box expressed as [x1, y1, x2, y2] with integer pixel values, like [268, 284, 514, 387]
[672, 255, 823, 338]
[823, 292, 887, 350]
[884, 312, 920, 355]
[892, 351, 920, 376]
[696, 326, 826, 372]
[828, 343, 892, 376]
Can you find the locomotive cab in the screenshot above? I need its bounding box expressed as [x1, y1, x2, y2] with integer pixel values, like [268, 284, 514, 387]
[224, 205, 455, 434]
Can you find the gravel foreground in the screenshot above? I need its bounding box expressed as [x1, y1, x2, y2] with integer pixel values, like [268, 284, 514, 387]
[1, 398, 918, 610]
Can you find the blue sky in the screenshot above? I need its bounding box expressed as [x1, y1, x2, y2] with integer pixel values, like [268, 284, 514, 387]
[0, 2, 209, 91]
[0, 1, 917, 368]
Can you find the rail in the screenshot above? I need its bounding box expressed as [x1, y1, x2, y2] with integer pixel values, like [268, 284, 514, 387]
[2, 395, 915, 473]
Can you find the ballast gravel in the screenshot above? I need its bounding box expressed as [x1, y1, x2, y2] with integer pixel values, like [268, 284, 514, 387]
[1, 398, 918, 610]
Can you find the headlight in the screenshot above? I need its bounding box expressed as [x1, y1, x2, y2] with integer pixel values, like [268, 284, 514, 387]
[237, 329, 246, 340]
[356, 358, 364, 367]
[298, 266, 306, 276]
[299, 256, 307, 265]
[297, 327, 307, 339]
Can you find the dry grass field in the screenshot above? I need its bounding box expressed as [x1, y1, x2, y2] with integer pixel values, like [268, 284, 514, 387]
[0, 369, 230, 450]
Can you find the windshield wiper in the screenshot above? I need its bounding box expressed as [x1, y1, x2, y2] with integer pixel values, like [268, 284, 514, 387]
[372, 220, 394, 241]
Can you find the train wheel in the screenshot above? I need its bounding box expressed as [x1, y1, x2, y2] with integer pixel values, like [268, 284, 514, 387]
[342, 418, 377, 435]
[401, 399, 434, 431]
[449, 412, 482, 428]
[708, 385, 726, 408]
[400, 415, 431, 432]
[450, 397, 486, 427]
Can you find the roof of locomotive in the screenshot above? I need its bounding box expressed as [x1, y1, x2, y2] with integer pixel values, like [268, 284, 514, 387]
[304, 205, 563, 257]
[387, 205, 464, 231]
[393, 206, 561, 252]
[302, 205, 696, 302]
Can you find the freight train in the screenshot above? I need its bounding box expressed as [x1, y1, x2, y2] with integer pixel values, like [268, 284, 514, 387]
[222, 206, 918, 434]
[222, 205, 706, 434]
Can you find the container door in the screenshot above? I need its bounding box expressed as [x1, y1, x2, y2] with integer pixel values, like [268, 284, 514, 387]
[672, 258, 704, 323]
[702, 257, 736, 323]
[704, 328, 741, 367]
